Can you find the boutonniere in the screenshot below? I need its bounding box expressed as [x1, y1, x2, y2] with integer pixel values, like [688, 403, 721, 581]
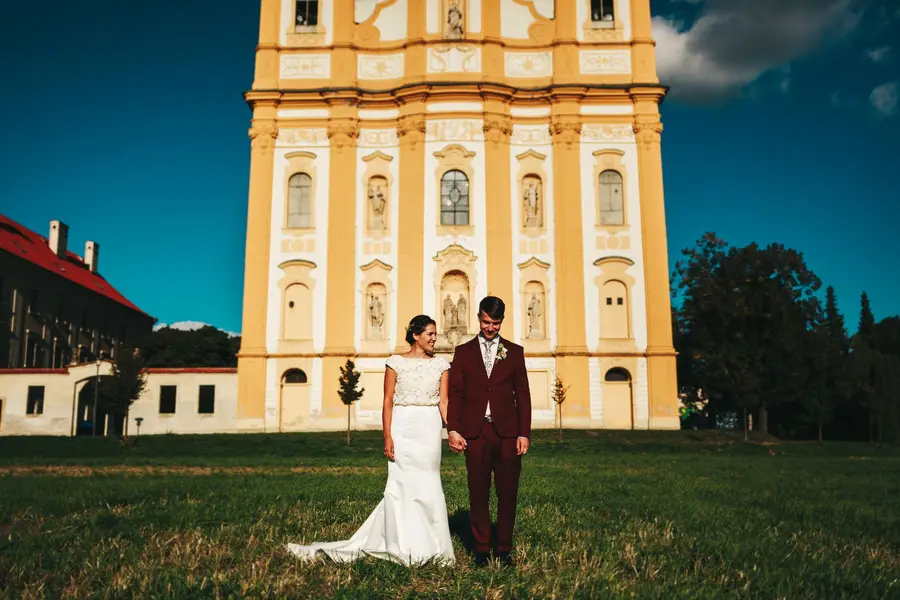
[495, 342, 508, 362]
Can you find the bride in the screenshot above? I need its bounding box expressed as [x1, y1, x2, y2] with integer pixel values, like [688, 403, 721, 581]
[286, 315, 456, 565]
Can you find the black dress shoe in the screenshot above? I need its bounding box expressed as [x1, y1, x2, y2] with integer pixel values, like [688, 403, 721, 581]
[496, 551, 514, 566]
[474, 551, 490, 566]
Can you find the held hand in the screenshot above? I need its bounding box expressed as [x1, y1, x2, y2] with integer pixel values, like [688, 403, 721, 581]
[516, 436, 530, 456]
[448, 431, 467, 453]
[384, 436, 395, 461]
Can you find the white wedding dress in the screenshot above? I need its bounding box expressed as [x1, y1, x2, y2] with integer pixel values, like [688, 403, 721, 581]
[286, 354, 456, 566]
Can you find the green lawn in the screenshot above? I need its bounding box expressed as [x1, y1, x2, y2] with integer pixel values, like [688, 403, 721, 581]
[1, 430, 898, 599]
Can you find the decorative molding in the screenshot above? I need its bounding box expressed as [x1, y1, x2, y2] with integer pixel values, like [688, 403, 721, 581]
[278, 129, 328, 146]
[426, 119, 484, 142]
[483, 118, 513, 144]
[550, 120, 582, 146]
[582, 124, 636, 143]
[517, 256, 551, 270]
[280, 55, 330, 79]
[277, 258, 318, 270]
[433, 143, 476, 160]
[592, 256, 635, 267]
[326, 121, 360, 151]
[580, 50, 631, 74]
[515, 149, 548, 161]
[633, 117, 663, 146]
[362, 150, 394, 163]
[358, 129, 399, 148]
[427, 46, 481, 73]
[284, 150, 317, 160]
[505, 51, 553, 77]
[360, 258, 393, 272]
[249, 124, 278, 153]
[357, 53, 405, 80]
[511, 124, 551, 146]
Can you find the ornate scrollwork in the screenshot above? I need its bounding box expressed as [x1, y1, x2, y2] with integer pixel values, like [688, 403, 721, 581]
[326, 120, 360, 151]
[633, 117, 663, 147]
[248, 123, 278, 153]
[483, 118, 513, 144]
[549, 120, 582, 147]
[397, 116, 427, 149]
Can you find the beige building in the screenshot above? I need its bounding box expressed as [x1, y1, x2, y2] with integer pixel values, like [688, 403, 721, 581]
[0, 364, 236, 436]
[235, 0, 680, 433]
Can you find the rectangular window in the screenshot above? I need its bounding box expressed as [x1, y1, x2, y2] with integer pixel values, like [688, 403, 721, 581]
[26, 386, 44, 415]
[29, 290, 39, 315]
[295, 0, 319, 29]
[198, 385, 216, 414]
[590, 0, 615, 22]
[159, 385, 177, 414]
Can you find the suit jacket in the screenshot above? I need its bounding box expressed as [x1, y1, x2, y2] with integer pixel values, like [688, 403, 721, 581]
[447, 336, 532, 439]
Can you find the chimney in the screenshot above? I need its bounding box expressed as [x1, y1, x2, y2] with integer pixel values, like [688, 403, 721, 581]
[48, 220, 69, 258]
[85, 241, 99, 273]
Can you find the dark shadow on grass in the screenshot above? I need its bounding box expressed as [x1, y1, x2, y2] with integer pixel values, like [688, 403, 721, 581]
[449, 509, 499, 556]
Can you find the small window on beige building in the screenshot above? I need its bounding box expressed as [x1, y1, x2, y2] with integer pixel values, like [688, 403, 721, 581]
[26, 386, 44, 415]
[198, 385, 215, 414]
[159, 385, 177, 414]
[287, 173, 313, 228]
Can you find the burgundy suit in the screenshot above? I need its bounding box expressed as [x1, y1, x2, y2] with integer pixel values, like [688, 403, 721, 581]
[447, 335, 531, 554]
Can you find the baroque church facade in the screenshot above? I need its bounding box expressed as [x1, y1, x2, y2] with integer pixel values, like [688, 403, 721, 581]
[236, 0, 680, 433]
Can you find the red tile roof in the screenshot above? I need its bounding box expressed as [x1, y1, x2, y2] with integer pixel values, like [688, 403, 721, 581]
[0, 213, 153, 319]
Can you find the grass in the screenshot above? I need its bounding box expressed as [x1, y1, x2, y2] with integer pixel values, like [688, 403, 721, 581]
[1, 430, 898, 599]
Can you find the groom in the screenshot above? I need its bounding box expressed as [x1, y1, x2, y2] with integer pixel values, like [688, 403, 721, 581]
[447, 296, 531, 566]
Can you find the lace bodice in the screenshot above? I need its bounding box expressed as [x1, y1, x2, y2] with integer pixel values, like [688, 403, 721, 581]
[386, 354, 451, 407]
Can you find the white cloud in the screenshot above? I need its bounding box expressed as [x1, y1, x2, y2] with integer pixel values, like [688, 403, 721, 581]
[653, 0, 863, 103]
[866, 45, 891, 62]
[869, 82, 899, 116]
[153, 320, 240, 337]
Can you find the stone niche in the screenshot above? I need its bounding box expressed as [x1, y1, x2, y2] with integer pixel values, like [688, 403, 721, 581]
[433, 244, 478, 353]
[359, 259, 393, 354]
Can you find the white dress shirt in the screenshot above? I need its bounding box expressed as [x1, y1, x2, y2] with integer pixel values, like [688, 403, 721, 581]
[478, 335, 500, 418]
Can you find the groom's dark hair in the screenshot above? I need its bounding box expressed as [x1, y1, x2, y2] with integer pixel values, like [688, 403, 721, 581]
[478, 296, 505, 320]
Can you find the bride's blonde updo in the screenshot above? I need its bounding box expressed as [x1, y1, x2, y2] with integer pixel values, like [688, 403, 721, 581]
[405, 314, 436, 345]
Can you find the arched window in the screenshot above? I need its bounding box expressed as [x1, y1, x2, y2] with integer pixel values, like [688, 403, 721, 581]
[598, 170, 623, 226]
[605, 367, 631, 382]
[288, 173, 313, 228]
[440, 170, 470, 226]
[283, 369, 308, 384]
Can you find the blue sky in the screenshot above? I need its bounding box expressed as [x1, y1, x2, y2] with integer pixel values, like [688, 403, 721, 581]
[1, 0, 897, 336]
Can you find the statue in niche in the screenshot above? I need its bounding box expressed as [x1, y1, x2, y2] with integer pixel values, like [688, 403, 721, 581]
[456, 294, 467, 331]
[368, 179, 386, 230]
[446, 2, 464, 39]
[443, 294, 456, 333]
[523, 179, 541, 228]
[527, 293, 543, 338]
[368, 293, 384, 339]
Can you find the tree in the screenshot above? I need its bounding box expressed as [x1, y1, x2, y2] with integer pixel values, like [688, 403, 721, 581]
[672, 233, 822, 439]
[551, 375, 570, 442]
[136, 326, 240, 368]
[98, 346, 148, 439]
[337, 359, 365, 445]
[803, 286, 850, 442]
